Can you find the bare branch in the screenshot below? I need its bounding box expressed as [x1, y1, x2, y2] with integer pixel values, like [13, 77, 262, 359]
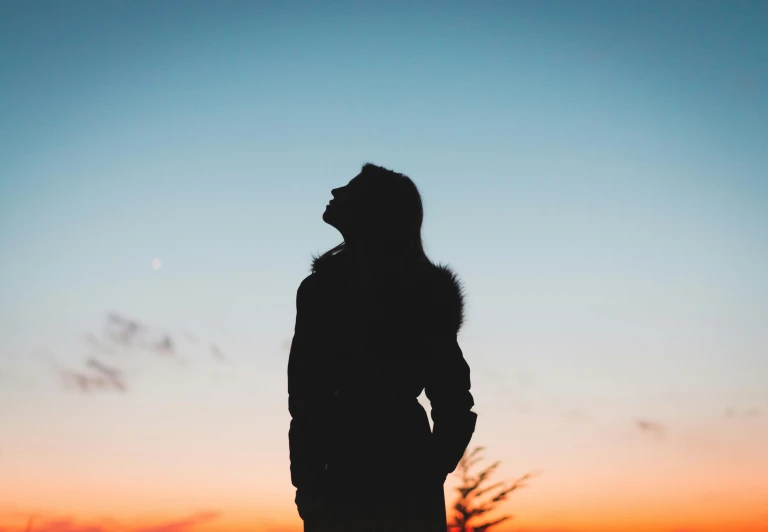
[448, 446, 538, 532]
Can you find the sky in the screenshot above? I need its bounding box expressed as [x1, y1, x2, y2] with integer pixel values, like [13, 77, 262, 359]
[1, 1, 767, 531]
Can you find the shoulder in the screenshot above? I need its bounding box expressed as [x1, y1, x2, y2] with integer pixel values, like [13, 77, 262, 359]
[415, 261, 467, 335]
[296, 272, 323, 305]
[296, 267, 339, 305]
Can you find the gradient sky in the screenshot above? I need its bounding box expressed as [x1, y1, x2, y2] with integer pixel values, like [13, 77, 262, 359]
[1, 1, 767, 531]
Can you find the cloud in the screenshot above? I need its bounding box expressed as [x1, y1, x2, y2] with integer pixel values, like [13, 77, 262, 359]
[210, 345, 227, 363]
[133, 511, 220, 532]
[634, 418, 666, 440]
[153, 335, 175, 356]
[85, 358, 127, 391]
[724, 406, 763, 419]
[26, 517, 108, 532]
[504, 528, 575, 532]
[59, 368, 124, 394]
[42, 311, 229, 394]
[105, 313, 142, 347]
[52, 355, 127, 394]
[83, 333, 118, 355]
[102, 313, 175, 357]
[23, 511, 220, 532]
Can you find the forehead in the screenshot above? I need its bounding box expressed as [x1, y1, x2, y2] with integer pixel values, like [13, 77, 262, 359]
[346, 170, 386, 194]
[347, 173, 365, 187]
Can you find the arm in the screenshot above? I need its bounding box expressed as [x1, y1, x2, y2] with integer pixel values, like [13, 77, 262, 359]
[287, 276, 330, 493]
[424, 332, 478, 479]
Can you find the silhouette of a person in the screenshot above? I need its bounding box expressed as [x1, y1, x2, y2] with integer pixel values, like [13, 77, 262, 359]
[288, 163, 478, 532]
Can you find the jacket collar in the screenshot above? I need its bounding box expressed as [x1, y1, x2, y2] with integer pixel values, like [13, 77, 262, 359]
[309, 249, 466, 335]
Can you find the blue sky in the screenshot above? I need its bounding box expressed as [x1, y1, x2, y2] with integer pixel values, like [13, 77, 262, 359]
[1, 2, 767, 526]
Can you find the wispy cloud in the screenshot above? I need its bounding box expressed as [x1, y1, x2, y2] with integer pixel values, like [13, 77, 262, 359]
[42, 311, 230, 395]
[85, 358, 126, 391]
[634, 418, 666, 440]
[83, 333, 117, 355]
[724, 406, 763, 419]
[57, 367, 125, 394]
[506, 528, 575, 532]
[133, 511, 220, 532]
[210, 344, 227, 363]
[104, 312, 142, 348]
[25, 517, 108, 532]
[23, 511, 220, 532]
[152, 335, 175, 356]
[103, 313, 178, 357]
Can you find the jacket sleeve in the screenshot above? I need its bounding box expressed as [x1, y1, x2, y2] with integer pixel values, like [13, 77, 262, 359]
[423, 303, 478, 478]
[287, 276, 331, 492]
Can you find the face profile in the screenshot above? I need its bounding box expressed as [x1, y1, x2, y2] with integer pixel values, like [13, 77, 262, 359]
[314, 163, 428, 272]
[322, 173, 365, 237]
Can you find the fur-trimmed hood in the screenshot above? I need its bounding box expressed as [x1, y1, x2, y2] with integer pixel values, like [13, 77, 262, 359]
[422, 261, 466, 335]
[309, 250, 466, 335]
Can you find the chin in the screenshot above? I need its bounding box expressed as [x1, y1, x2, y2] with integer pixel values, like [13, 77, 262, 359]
[323, 210, 344, 232]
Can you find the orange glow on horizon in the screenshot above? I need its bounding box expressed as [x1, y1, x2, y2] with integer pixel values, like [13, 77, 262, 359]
[2, 493, 768, 532]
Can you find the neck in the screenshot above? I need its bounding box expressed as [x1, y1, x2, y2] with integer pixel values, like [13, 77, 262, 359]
[346, 238, 406, 270]
[345, 242, 379, 272]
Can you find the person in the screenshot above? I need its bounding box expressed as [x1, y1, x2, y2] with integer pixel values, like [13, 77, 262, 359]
[288, 163, 478, 532]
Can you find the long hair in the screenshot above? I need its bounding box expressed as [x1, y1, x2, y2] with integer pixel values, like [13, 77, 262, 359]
[311, 163, 431, 273]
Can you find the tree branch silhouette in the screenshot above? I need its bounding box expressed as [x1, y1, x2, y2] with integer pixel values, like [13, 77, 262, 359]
[448, 445, 540, 532]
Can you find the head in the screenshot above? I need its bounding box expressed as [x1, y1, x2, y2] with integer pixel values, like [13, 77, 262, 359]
[314, 163, 429, 270]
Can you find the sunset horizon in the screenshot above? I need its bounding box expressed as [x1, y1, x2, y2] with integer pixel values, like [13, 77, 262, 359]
[2, 1, 766, 531]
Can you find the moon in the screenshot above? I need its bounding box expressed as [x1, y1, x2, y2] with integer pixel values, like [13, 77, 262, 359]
[151, 258, 163, 271]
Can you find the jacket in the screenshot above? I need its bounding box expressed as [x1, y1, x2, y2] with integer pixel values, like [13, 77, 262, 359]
[288, 250, 478, 528]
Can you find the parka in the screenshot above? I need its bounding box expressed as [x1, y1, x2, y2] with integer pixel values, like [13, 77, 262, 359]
[288, 249, 477, 531]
